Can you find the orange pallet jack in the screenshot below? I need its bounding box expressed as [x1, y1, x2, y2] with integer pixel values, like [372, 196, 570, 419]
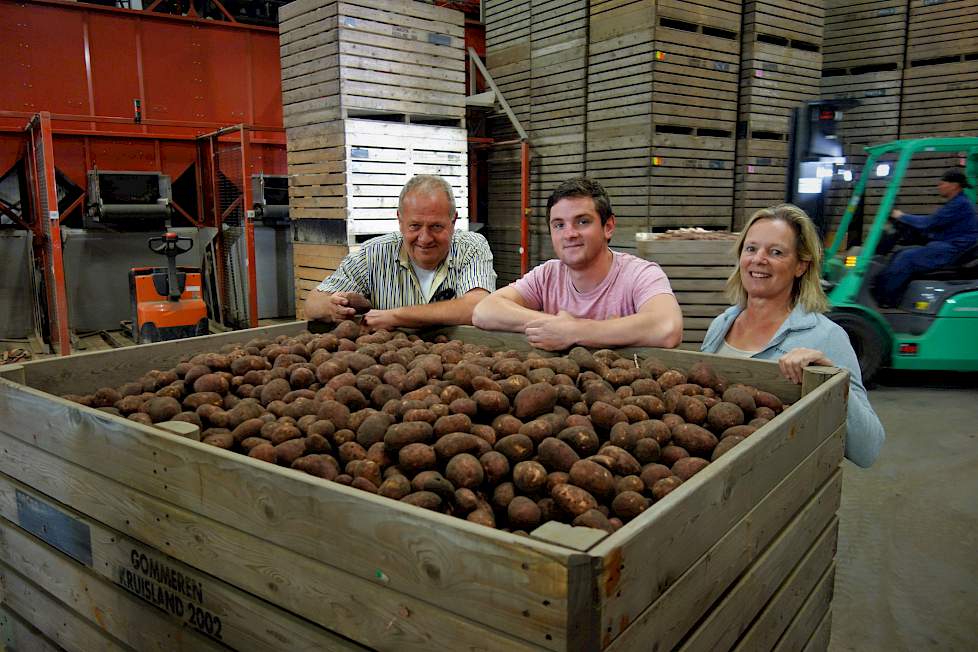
[128, 233, 208, 344]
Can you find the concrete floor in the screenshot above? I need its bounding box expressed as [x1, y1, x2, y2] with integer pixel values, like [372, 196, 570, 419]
[829, 371, 978, 651]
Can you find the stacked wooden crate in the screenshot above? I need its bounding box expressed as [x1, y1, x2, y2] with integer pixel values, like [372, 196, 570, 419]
[646, 0, 741, 232]
[483, 0, 531, 285]
[585, 0, 657, 252]
[636, 233, 738, 347]
[586, 0, 741, 247]
[820, 0, 909, 240]
[485, 0, 742, 282]
[897, 0, 978, 214]
[527, 0, 588, 264]
[735, 0, 825, 228]
[279, 0, 467, 311]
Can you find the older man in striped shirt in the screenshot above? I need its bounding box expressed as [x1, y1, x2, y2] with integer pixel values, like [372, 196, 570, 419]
[305, 175, 496, 330]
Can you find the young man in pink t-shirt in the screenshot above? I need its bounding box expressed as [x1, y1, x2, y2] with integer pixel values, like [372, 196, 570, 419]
[473, 177, 683, 351]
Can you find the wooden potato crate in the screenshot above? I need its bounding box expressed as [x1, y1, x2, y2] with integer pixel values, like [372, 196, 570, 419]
[822, 0, 908, 72]
[635, 234, 737, 346]
[279, 0, 466, 127]
[906, 0, 978, 63]
[287, 118, 469, 242]
[0, 323, 845, 651]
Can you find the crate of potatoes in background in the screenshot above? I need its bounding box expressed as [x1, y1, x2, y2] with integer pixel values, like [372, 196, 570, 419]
[637, 229, 739, 348]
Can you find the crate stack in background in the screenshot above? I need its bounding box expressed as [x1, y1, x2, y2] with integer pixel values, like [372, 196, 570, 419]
[279, 0, 467, 314]
[483, 0, 531, 285]
[526, 0, 589, 272]
[646, 0, 741, 232]
[898, 0, 978, 215]
[636, 232, 739, 347]
[734, 0, 825, 228]
[584, 0, 657, 253]
[484, 0, 742, 283]
[820, 0, 908, 241]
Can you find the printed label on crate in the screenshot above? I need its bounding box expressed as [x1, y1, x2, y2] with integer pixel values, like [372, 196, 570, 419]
[428, 33, 452, 46]
[116, 549, 224, 642]
[16, 489, 93, 567]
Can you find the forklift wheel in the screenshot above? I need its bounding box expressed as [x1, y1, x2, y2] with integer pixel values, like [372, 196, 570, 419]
[828, 311, 885, 385]
[139, 322, 160, 345]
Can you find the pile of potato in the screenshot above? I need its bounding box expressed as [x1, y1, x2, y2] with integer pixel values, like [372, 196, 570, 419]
[63, 321, 784, 533]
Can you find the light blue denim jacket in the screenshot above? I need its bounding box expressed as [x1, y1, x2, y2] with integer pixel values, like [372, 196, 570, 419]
[701, 304, 885, 468]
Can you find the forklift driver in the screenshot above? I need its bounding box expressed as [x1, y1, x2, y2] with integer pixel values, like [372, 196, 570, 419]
[872, 168, 978, 308]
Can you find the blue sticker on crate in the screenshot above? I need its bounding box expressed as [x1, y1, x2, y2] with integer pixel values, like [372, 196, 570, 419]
[16, 489, 93, 567]
[351, 147, 370, 159]
[428, 33, 452, 46]
[877, 7, 898, 16]
[713, 61, 730, 72]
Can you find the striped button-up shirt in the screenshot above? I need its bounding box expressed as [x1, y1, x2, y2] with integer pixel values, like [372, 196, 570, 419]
[316, 231, 497, 309]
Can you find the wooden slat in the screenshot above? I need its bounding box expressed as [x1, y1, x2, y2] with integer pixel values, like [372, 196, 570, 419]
[589, 371, 847, 643]
[775, 565, 836, 652]
[605, 431, 844, 650]
[680, 516, 839, 652]
[0, 519, 229, 652]
[0, 605, 64, 652]
[0, 560, 134, 652]
[0, 475, 362, 651]
[798, 601, 833, 652]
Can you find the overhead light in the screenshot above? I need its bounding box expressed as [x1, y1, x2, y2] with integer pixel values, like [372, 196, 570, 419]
[798, 177, 821, 194]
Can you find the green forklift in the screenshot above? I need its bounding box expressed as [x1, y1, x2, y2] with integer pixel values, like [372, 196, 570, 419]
[822, 137, 978, 383]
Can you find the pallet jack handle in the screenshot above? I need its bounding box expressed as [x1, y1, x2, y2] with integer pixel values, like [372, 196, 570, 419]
[148, 232, 194, 301]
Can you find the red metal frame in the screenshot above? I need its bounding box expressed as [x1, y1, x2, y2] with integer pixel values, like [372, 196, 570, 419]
[26, 113, 72, 355]
[197, 124, 261, 329]
[1, 0, 285, 347]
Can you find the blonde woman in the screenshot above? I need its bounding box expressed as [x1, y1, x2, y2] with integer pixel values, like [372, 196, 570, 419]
[701, 204, 885, 468]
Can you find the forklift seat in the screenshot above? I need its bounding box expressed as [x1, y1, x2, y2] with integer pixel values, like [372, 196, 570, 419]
[915, 242, 978, 281]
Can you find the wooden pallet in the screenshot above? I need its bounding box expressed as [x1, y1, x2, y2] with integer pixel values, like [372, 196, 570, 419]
[279, 0, 466, 128]
[0, 322, 847, 652]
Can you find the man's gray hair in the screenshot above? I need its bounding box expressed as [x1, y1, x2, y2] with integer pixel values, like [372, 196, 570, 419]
[398, 174, 457, 217]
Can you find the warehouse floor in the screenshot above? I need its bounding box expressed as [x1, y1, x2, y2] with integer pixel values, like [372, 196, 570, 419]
[829, 371, 978, 651]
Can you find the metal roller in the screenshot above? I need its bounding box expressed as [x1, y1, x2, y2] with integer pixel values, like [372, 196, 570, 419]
[98, 203, 171, 218]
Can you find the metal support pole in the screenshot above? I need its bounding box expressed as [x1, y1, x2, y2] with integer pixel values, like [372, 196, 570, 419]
[36, 112, 71, 355]
[240, 127, 259, 328]
[520, 140, 530, 277]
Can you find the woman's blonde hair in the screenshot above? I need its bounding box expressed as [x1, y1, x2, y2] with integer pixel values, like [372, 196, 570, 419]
[725, 203, 829, 313]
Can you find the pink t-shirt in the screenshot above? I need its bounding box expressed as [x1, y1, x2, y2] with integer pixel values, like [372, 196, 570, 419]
[511, 251, 674, 319]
